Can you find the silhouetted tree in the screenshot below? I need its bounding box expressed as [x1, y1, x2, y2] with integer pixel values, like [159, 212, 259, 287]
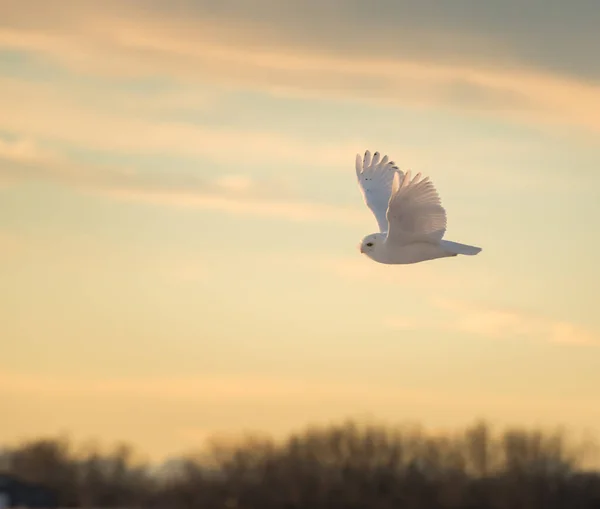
[1, 420, 598, 508]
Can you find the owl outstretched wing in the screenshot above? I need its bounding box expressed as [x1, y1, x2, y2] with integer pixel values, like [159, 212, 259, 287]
[385, 170, 447, 245]
[356, 150, 403, 233]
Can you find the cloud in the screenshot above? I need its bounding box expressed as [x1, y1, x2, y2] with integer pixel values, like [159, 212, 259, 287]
[436, 298, 600, 346]
[0, 136, 54, 163]
[0, 136, 71, 188]
[0, 370, 451, 406]
[168, 0, 600, 83]
[319, 259, 574, 344]
[0, 76, 362, 167]
[102, 188, 364, 223]
[1, 1, 600, 133]
[3, 0, 599, 80]
[0, 135, 365, 224]
[385, 298, 600, 347]
[2, 368, 597, 426]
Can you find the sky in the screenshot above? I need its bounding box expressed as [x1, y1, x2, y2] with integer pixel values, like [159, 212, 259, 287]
[1, 0, 600, 463]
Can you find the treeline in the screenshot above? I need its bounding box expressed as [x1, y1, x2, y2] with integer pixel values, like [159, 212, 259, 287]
[2, 420, 600, 509]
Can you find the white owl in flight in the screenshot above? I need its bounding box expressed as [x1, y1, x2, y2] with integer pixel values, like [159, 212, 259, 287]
[356, 150, 481, 264]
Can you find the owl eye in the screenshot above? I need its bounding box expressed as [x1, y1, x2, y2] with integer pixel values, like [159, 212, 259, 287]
[366, 242, 373, 247]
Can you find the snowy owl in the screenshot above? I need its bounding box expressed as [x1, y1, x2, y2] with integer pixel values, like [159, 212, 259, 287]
[356, 150, 481, 264]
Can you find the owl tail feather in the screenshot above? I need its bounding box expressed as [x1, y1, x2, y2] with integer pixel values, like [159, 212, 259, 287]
[439, 239, 482, 256]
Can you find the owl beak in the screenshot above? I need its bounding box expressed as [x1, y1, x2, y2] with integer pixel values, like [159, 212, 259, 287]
[358, 243, 364, 253]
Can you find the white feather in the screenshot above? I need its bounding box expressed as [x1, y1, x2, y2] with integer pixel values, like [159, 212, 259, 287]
[386, 170, 447, 246]
[355, 150, 403, 233]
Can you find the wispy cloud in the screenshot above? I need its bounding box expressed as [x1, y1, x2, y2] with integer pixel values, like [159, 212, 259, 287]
[2, 1, 599, 133]
[3, 0, 599, 81]
[2, 368, 596, 421]
[386, 298, 600, 347]
[3, 75, 583, 196]
[0, 77, 360, 167]
[102, 188, 364, 223]
[435, 298, 600, 346]
[0, 136, 365, 224]
[0, 136, 54, 163]
[0, 370, 453, 406]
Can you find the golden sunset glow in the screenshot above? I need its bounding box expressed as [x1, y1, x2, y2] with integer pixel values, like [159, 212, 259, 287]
[1, 0, 599, 463]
